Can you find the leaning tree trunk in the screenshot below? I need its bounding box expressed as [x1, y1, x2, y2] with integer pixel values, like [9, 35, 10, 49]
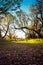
[0, 29, 2, 38]
[2, 22, 9, 38]
[15, 26, 43, 38]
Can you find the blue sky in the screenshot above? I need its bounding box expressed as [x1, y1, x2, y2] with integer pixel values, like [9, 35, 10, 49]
[21, 0, 36, 14]
[0, 0, 36, 15]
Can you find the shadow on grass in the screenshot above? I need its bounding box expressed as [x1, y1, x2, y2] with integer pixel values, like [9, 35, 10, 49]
[0, 38, 13, 45]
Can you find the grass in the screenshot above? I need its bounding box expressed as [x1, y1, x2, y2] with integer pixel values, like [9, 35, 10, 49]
[0, 38, 43, 45]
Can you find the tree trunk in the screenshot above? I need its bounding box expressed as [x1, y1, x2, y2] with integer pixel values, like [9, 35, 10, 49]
[0, 29, 2, 38]
[2, 22, 9, 38]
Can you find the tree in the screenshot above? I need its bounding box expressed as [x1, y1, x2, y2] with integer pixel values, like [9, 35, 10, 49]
[14, 0, 43, 38]
[27, 0, 43, 38]
[0, 0, 43, 39]
[0, 0, 23, 38]
[0, 0, 23, 14]
[0, 13, 13, 38]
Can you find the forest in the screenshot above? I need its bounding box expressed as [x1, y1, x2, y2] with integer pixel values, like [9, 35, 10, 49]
[0, 0, 43, 40]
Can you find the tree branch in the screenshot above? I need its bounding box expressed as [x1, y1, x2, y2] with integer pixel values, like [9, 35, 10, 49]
[14, 26, 42, 37]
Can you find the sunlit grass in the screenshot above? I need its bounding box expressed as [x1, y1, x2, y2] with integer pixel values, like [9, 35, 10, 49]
[0, 36, 43, 44]
[4, 36, 43, 44]
[12, 39, 43, 44]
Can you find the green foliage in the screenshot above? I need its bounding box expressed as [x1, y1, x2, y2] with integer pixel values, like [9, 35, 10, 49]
[0, 0, 23, 14]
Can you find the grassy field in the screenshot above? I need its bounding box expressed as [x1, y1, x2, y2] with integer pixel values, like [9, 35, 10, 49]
[0, 38, 43, 44]
[0, 39, 43, 65]
[12, 39, 43, 44]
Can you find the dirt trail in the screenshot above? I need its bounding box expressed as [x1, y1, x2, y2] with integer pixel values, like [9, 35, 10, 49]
[0, 43, 43, 65]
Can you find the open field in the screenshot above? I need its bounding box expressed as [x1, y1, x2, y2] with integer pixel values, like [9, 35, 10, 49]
[0, 39, 43, 65]
[1, 38, 43, 44]
[12, 39, 43, 44]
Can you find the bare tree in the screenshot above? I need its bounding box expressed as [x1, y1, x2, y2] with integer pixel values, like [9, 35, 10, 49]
[0, 0, 43, 39]
[0, 0, 23, 39]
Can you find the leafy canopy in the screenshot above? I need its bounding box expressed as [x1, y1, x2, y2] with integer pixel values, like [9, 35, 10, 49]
[0, 0, 23, 13]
